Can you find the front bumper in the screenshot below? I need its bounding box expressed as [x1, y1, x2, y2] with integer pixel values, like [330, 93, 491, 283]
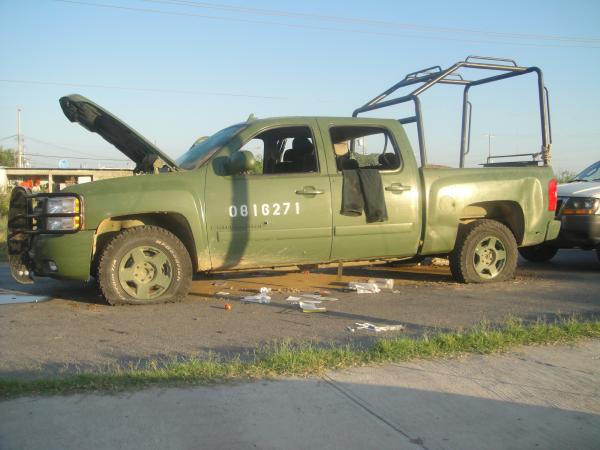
[29, 231, 95, 280]
[7, 187, 92, 283]
[8, 229, 94, 283]
[553, 214, 600, 249]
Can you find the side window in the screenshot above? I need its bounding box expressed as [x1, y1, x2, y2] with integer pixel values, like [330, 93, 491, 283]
[330, 126, 402, 172]
[237, 126, 318, 175]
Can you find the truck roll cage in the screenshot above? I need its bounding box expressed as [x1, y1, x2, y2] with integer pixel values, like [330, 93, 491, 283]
[352, 56, 552, 168]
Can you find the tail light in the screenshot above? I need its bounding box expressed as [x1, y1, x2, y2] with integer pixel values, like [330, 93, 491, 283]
[548, 178, 557, 211]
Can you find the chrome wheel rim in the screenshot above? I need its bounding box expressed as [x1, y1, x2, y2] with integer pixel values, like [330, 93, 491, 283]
[473, 236, 507, 279]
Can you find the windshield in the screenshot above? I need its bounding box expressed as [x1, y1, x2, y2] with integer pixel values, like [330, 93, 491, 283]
[176, 123, 247, 170]
[573, 160, 600, 182]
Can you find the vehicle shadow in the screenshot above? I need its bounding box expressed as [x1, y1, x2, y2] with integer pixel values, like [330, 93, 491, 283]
[195, 262, 453, 287]
[0, 272, 104, 305]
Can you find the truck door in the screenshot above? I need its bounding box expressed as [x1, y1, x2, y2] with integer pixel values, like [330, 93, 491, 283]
[204, 120, 333, 270]
[317, 120, 421, 260]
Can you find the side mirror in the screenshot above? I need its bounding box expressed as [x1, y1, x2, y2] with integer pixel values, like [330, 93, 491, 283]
[227, 150, 256, 175]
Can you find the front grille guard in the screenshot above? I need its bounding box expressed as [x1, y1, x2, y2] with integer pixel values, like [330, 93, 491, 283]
[7, 187, 84, 284]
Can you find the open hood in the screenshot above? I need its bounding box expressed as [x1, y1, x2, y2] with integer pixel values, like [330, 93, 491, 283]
[59, 94, 179, 173]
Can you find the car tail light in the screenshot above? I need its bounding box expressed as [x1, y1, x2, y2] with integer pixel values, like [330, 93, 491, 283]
[548, 178, 557, 211]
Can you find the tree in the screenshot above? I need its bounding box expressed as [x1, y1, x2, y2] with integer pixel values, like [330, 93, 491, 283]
[555, 169, 577, 184]
[0, 146, 16, 167]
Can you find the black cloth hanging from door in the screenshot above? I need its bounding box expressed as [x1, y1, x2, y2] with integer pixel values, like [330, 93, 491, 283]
[341, 168, 388, 223]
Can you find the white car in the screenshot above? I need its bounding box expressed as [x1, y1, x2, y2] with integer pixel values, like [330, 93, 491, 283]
[519, 160, 600, 263]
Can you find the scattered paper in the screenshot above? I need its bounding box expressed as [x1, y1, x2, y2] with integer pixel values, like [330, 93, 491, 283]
[367, 278, 394, 290]
[348, 282, 381, 294]
[299, 301, 326, 313]
[242, 287, 271, 304]
[285, 295, 302, 303]
[215, 291, 230, 296]
[300, 293, 339, 302]
[348, 322, 405, 333]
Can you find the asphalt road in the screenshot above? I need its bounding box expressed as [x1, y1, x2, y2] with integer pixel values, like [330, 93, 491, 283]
[0, 249, 598, 378]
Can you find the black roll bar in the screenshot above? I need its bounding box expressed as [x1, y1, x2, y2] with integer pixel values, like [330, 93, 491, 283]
[352, 56, 552, 168]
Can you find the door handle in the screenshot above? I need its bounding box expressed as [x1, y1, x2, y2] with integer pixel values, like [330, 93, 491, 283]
[385, 183, 411, 192]
[295, 187, 324, 195]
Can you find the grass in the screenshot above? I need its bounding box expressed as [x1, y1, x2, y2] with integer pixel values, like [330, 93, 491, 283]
[1, 317, 599, 398]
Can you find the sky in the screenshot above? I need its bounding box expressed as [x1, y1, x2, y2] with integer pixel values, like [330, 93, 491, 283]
[0, 0, 599, 171]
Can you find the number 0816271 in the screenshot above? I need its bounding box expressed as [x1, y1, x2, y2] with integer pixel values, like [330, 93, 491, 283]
[228, 202, 300, 218]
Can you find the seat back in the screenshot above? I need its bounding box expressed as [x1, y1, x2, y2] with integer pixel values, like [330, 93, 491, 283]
[378, 153, 399, 169]
[280, 137, 316, 172]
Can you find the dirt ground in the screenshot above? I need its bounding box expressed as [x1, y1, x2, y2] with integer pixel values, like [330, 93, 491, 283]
[1, 250, 599, 378]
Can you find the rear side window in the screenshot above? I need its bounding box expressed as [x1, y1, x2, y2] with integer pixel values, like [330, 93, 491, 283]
[329, 126, 402, 172]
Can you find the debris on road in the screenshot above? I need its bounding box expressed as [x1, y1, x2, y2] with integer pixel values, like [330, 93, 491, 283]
[299, 301, 327, 313]
[215, 291, 230, 296]
[367, 278, 395, 290]
[420, 257, 450, 267]
[348, 282, 381, 294]
[300, 293, 339, 302]
[224, 303, 232, 311]
[347, 322, 405, 333]
[286, 293, 338, 303]
[0, 294, 51, 305]
[242, 287, 272, 304]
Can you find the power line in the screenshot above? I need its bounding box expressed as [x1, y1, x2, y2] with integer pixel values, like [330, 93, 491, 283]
[25, 135, 130, 160]
[0, 78, 285, 100]
[52, 0, 600, 49]
[0, 134, 17, 142]
[27, 152, 132, 162]
[145, 0, 600, 45]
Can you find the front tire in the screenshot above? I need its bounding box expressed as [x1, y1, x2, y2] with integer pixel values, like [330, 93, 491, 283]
[518, 243, 558, 262]
[450, 220, 517, 283]
[98, 226, 192, 305]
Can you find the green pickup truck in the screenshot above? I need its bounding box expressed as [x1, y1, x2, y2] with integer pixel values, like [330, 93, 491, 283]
[8, 56, 561, 305]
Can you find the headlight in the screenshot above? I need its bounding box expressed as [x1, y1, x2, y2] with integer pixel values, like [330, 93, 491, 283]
[43, 196, 82, 231]
[46, 197, 80, 214]
[562, 197, 600, 215]
[46, 216, 81, 231]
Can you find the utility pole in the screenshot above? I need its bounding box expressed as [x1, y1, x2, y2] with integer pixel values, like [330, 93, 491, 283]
[16, 108, 23, 168]
[483, 131, 495, 160]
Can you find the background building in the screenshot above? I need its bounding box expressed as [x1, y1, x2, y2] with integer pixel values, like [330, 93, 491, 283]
[0, 167, 133, 193]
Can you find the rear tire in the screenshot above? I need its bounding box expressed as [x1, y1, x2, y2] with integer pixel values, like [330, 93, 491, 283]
[518, 243, 558, 262]
[98, 226, 192, 305]
[450, 219, 517, 283]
